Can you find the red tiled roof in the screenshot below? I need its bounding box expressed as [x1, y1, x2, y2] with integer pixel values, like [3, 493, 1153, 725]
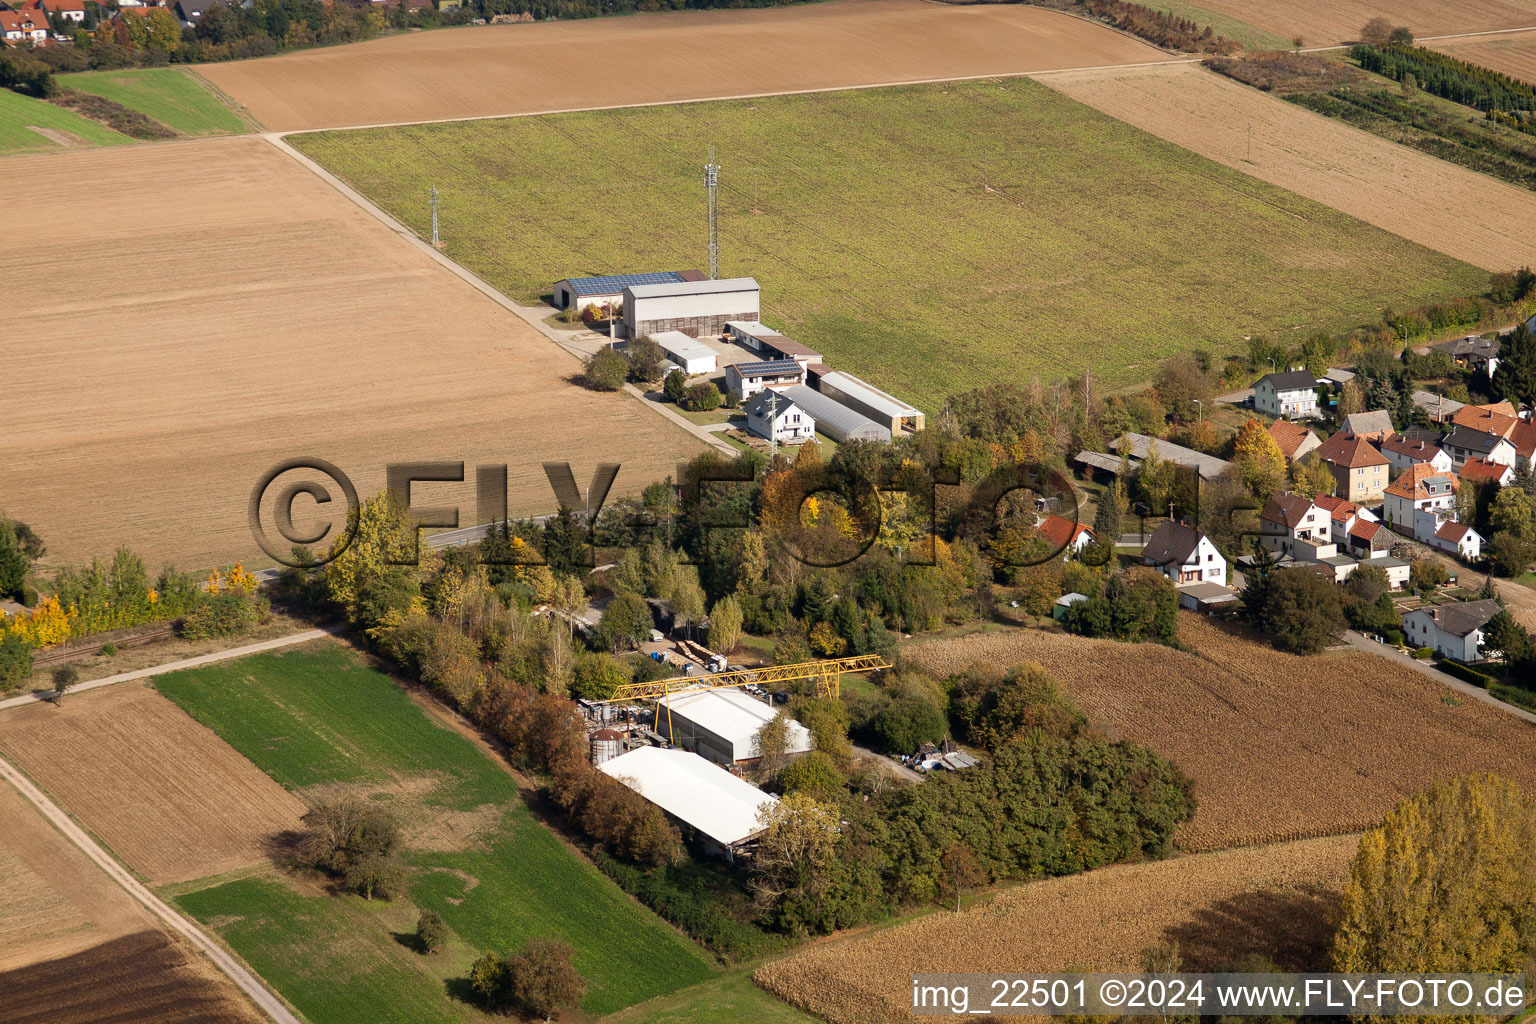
[1037, 514, 1091, 550]
[0, 9, 48, 29]
[1510, 418, 1536, 459]
[1312, 494, 1360, 521]
[1314, 431, 1389, 469]
[1259, 492, 1316, 529]
[1436, 521, 1472, 543]
[1460, 458, 1512, 484]
[1377, 434, 1445, 462]
[1267, 419, 1314, 460]
[1384, 463, 1459, 500]
[1349, 520, 1382, 542]
[1451, 403, 1518, 439]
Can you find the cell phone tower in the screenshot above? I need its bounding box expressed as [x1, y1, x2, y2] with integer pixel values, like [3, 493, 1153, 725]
[704, 148, 720, 280]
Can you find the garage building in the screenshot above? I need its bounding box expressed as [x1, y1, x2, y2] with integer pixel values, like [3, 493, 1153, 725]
[623, 277, 760, 339]
[650, 330, 719, 375]
[662, 687, 812, 765]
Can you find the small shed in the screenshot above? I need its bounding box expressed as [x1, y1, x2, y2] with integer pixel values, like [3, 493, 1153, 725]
[1052, 592, 1090, 620]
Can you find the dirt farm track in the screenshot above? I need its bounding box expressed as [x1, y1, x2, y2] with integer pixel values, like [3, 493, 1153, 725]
[0, 136, 702, 569]
[196, 0, 1176, 131]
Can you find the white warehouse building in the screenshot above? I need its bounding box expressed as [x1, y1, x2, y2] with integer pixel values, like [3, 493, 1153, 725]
[649, 330, 719, 375]
[661, 688, 812, 765]
[597, 746, 779, 860]
[623, 277, 761, 340]
[815, 371, 925, 435]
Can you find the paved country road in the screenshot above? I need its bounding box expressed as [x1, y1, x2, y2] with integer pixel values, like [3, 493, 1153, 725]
[0, 754, 303, 1024]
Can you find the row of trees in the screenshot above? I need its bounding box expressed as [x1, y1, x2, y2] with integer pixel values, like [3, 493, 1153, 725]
[1352, 41, 1536, 114]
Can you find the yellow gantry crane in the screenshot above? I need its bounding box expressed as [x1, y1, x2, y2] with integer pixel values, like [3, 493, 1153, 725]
[594, 654, 891, 745]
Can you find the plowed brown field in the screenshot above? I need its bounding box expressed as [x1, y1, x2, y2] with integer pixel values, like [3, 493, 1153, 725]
[0, 931, 265, 1024]
[1431, 30, 1536, 84]
[1040, 62, 1536, 271]
[196, 0, 1175, 131]
[0, 682, 305, 884]
[0, 135, 702, 569]
[756, 834, 1357, 1024]
[0, 781, 154, 971]
[1190, 0, 1536, 46]
[905, 615, 1536, 852]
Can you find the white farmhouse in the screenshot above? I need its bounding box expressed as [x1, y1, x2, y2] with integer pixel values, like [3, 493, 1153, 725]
[1253, 370, 1319, 419]
[1382, 463, 1458, 531]
[1142, 520, 1226, 587]
[1402, 600, 1502, 662]
[1433, 520, 1484, 562]
[724, 358, 804, 403]
[744, 388, 816, 446]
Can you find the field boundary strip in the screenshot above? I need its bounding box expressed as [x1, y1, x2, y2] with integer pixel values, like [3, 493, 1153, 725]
[0, 752, 302, 1024]
[0, 624, 346, 712]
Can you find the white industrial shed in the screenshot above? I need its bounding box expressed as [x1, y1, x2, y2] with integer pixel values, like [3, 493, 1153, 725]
[649, 330, 719, 375]
[623, 278, 761, 340]
[767, 385, 890, 444]
[663, 687, 812, 765]
[816, 371, 925, 435]
[598, 746, 779, 857]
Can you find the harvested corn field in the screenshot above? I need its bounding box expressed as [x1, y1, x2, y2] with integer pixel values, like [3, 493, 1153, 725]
[1039, 62, 1536, 272]
[1431, 30, 1536, 85]
[904, 615, 1536, 851]
[0, 682, 306, 884]
[197, 0, 1174, 131]
[756, 835, 1357, 1024]
[1186, 0, 1536, 46]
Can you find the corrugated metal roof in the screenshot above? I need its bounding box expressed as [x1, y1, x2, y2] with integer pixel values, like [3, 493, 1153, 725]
[626, 276, 760, 299]
[650, 330, 718, 363]
[559, 271, 691, 294]
[818, 370, 920, 418]
[774, 385, 891, 441]
[598, 746, 779, 847]
[666, 688, 813, 752]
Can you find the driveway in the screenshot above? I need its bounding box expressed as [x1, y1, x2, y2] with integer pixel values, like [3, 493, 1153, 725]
[1342, 629, 1536, 726]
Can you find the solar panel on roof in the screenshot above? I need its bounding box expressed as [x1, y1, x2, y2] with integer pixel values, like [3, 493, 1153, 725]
[566, 272, 685, 294]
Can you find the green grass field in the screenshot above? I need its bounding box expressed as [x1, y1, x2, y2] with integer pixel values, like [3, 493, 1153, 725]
[0, 88, 129, 154]
[601, 968, 816, 1024]
[1147, 0, 1291, 50]
[290, 79, 1485, 411]
[58, 68, 248, 136]
[159, 644, 715, 1019]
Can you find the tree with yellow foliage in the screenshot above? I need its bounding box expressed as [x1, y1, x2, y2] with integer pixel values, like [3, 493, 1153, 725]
[1334, 774, 1536, 1013]
[326, 490, 416, 619]
[1232, 418, 1287, 499]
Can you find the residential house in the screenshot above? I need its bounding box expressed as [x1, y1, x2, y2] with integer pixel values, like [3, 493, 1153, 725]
[1340, 410, 1395, 442]
[1313, 494, 1379, 545]
[1433, 520, 1484, 562]
[1357, 554, 1412, 591]
[1037, 514, 1094, 557]
[1253, 370, 1320, 419]
[1451, 402, 1519, 438]
[1377, 434, 1452, 475]
[723, 358, 804, 404]
[1142, 520, 1227, 587]
[1432, 334, 1501, 379]
[1258, 493, 1334, 560]
[1311, 431, 1390, 503]
[1440, 425, 1516, 469]
[1411, 389, 1465, 423]
[1402, 599, 1503, 662]
[1460, 457, 1517, 489]
[0, 8, 49, 40]
[1382, 463, 1459, 531]
[24, 0, 86, 20]
[1268, 419, 1320, 463]
[743, 388, 815, 446]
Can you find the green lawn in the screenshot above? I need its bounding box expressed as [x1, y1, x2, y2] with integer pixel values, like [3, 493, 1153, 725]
[0, 88, 129, 154]
[58, 68, 248, 135]
[159, 643, 715, 1018]
[290, 79, 1484, 412]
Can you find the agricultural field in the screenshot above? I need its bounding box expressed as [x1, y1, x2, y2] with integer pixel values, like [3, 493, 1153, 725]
[157, 642, 717, 1019]
[59, 68, 250, 136]
[602, 969, 819, 1024]
[198, 0, 1172, 131]
[0, 931, 265, 1024]
[0, 135, 702, 570]
[1042, 62, 1536, 271]
[292, 78, 1483, 412]
[0, 681, 306, 884]
[1187, 0, 1536, 46]
[1431, 30, 1536, 85]
[0, 88, 129, 154]
[1146, 0, 1292, 49]
[756, 834, 1358, 1024]
[905, 614, 1536, 852]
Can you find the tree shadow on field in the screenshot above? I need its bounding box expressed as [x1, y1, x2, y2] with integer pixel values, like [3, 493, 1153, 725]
[261, 828, 305, 865]
[1161, 886, 1343, 971]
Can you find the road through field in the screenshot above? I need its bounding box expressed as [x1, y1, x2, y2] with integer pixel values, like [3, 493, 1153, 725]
[0, 753, 300, 1024]
[1040, 62, 1536, 272]
[198, 0, 1176, 131]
